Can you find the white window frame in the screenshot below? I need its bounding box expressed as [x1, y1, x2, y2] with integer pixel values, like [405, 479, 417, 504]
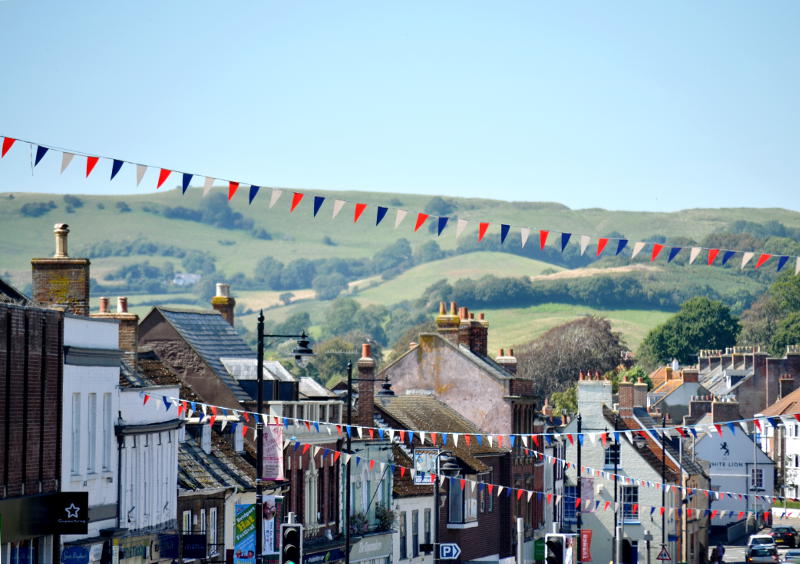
[209, 507, 219, 555]
[751, 468, 764, 489]
[103, 392, 112, 471]
[71, 393, 81, 475]
[87, 393, 97, 473]
[182, 510, 192, 532]
[622, 486, 639, 522]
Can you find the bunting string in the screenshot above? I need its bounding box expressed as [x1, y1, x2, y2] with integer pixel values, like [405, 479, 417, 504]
[3, 134, 798, 275]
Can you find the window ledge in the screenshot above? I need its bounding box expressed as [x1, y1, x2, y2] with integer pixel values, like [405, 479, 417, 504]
[447, 521, 479, 529]
[622, 520, 641, 525]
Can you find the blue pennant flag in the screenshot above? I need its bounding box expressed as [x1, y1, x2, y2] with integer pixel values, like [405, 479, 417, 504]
[283, 417, 289, 428]
[510, 435, 516, 448]
[722, 250, 735, 266]
[437, 216, 449, 236]
[668, 247, 682, 263]
[408, 431, 414, 444]
[324, 448, 330, 457]
[577, 433, 584, 446]
[346, 425, 352, 438]
[313, 421, 319, 432]
[378, 429, 384, 440]
[769, 417, 781, 428]
[294, 441, 301, 451]
[478, 483, 485, 492]
[614, 432, 621, 443]
[616, 239, 628, 255]
[163, 397, 171, 410]
[450, 477, 456, 489]
[110, 159, 124, 180]
[505, 487, 512, 497]
[500, 224, 510, 244]
[376, 206, 388, 225]
[252, 413, 261, 424]
[689, 427, 697, 438]
[594, 501, 601, 511]
[34, 146, 49, 167]
[650, 506, 656, 516]
[561, 233, 572, 252]
[355, 456, 361, 467]
[545, 434, 553, 445]
[248, 185, 260, 204]
[537, 492, 543, 501]
[476, 435, 482, 446]
[313, 196, 325, 217]
[442, 433, 448, 445]
[190, 401, 197, 412]
[727, 422, 736, 435]
[182, 173, 193, 193]
[777, 256, 790, 272]
[197, 413, 204, 423]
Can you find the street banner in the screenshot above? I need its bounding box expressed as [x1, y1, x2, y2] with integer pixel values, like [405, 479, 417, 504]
[263, 424, 284, 480]
[235, 504, 257, 564]
[580, 529, 592, 562]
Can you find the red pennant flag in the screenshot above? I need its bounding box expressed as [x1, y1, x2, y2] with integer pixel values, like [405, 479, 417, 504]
[336, 425, 342, 436]
[604, 501, 611, 511]
[143, 394, 150, 405]
[461, 479, 466, 491]
[354, 203, 367, 223]
[651, 243, 664, 261]
[305, 421, 311, 431]
[1, 137, 16, 157]
[400, 466, 406, 477]
[228, 181, 239, 200]
[478, 222, 489, 241]
[516, 489, 523, 500]
[754, 420, 762, 431]
[156, 168, 172, 189]
[687, 508, 693, 518]
[210, 406, 218, 416]
[575, 497, 581, 508]
[566, 434, 574, 445]
[243, 411, 250, 422]
[465, 434, 471, 446]
[400, 430, 406, 443]
[498, 436, 503, 448]
[711, 510, 718, 519]
[273, 416, 280, 425]
[714, 424, 723, 435]
[241, 425, 248, 437]
[86, 156, 100, 178]
[677, 427, 687, 437]
[638, 430, 649, 440]
[177, 404, 185, 417]
[532, 435, 540, 447]
[708, 249, 720, 264]
[600, 433, 608, 447]
[632, 504, 638, 514]
[755, 253, 772, 269]
[209, 415, 217, 426]
[431, 433, 437, 445]
[414, 213, 429, 232]
[597, 238, 609, 256]
[334, 451, 341, 462]
[290, 192, 304, 212]
[302, 444, 310, 454]
[368, 428, 374, 439]
[369, 459, 375, 471]
[659, 507, 665, 516]
[547, 493, 553, 503]
[793, 414, 800, 423]
[738, 511, 745, 520]
[487, 484, 494, 495]
[539, 230, 549, 249]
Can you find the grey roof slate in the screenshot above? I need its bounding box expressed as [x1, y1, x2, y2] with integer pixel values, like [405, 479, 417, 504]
[157, 308, 254, 402]
[0, 277, 31, 305]
[178, 431, 255, 491]
[633, 407, 706, 476]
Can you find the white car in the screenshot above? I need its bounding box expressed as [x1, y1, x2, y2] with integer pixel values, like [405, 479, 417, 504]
[749, 534, 778, 549]
[782, 549, 800, 562]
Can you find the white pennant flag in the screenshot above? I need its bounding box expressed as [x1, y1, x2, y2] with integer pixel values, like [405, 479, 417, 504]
[269, 189, 283, 208]
[357, 426, 364, 439]
[439, 475, 446, 486]
[796, 257, 800, 275]
[136, 164, 147, 186]
[741, 252, 754, 269]
[520, 227, 530, 248]
[394, 209, 407, 228]
[201, 404, 208, 415]
[60, 152, 74, 173]
[332, 199, 346, 218]
[203, 177, 214, 197]
[487, 435, 493, 447]
[220, 419, 228, 431]
[589, 433, 597, 445]
[313, 446, 321, 457]
[380, 462, 386, 472]
[631, 241, 646, 259]
[556, 495, 562, 504]
[521, 435, 528, 448]
[419, 431, 426, 444]
[470, 480, 476, 492]
[579, 235, 591, 255]
[527, 490, 533, 502]
[689, 247, 702, 264]
[456, 219, 468, 238]
[342, 453, 351, 465]
[452, 433, 459, 447]
[625, 431, 633, 442]
[387, 429, 395, 442]
[497, 486, 504, 496]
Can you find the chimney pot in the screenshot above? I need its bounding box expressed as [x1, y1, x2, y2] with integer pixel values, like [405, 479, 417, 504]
[470, 312, 474, 320]
[509, 348, 514, 356]
[99, 297, 109, 313]
[215, 283, 230, 298]
[362, 343, 371, 359]
[439, 302, 446, 315]
[210, 283, 236, 325]
[479, 313, 485, 320]
[53, 223, 69, 258]
[117, 297, 128, 313]
[499, 348, 505, 357]
[449, 302, 457, 315]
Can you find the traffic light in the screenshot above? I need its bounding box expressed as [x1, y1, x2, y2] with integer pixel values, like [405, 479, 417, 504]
[545, 534, 564, 564]
[281, 524, 303, 564]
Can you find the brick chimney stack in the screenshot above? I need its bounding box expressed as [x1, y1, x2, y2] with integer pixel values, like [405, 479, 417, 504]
[356, 343, 376, 428]
[211, 283, 236, 326]
[780, 374, 796, 399]
[470, 313, 489, 357]
[435, 301, 460, 345]
[495, 348, 518, 374]
[688, 395, 713, 421]
[633, 377, 648, 408]
[91, 295, 140, 370]
[711, 396, 742, 424]
[31, 223, 91, 316]
[618, 380, 634, 415]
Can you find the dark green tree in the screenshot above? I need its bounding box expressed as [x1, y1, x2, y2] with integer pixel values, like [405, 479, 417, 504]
[638, 297, 740, 369]
[312, 273, 349, 300]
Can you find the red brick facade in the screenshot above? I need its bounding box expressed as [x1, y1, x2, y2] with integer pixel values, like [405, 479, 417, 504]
[0, 303, 62, 498]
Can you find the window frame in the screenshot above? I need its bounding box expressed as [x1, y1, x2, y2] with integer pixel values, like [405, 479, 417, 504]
[622, 486, 639, 522]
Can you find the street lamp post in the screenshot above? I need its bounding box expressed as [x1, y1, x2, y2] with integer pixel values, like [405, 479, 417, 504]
[433, 452, 460, 564]
[256, 310, 314, 564]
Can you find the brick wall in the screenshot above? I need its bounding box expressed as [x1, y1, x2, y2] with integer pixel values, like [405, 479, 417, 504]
[31, 258, 90, 316]
[0, 303, 62, 498]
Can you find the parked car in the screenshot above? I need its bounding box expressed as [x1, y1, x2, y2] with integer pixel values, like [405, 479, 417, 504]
[772, 526, 799, 547]
[749, 534, 778, 550]
[782, 549, 800, 562]
[746, 546, 779, 563]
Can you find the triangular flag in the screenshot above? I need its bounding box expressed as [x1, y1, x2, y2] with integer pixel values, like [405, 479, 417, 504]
[539, 230, 549, 249]
[579, 235, 591, 255]
[500, 224, 510, 244]
[520, 227, 530, 248]
[61, 152, 75, 173]
[182, 173, 193, 194]
[394, 209, 407, 228]
[777, 256, 790, 272]
[722, 250, 735, 266]
[708, 249, 720, 265]
[290, 192, 304, 212]
[134, 164, 147, 186]
[34, 146, 49, 167]
[203, 176, 214, 196]
[478, 222, 489, 241]
[270, 189, 283, 208]
[354, 203, 368, 223]
[755, 253, 771, 269]
[248, 185, 260, 204]
[332, 199, 346, 218]
[312, 196, 326, 216]
[615, 239, 628, 255]
[631, 241, 646, 259]
[414, 213, 429, 232]
[226, 181, 239, 200]
[456, 219, 468, 238]
[561, 232, 571, 251]
[1, 137, 16, 157]
[437, 217, 449, 236]
[796, 257, 800, 275]
[651, 243, 664, 261]
[376, 206, 388, 225]
[86, 156, 100, 178]
[741, 252, 754, 269]
[596, 238, 609, 256]
[156, 168, 172, 189]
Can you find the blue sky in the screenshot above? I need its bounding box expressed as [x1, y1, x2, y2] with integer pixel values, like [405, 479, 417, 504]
[0, 1, 798, 212]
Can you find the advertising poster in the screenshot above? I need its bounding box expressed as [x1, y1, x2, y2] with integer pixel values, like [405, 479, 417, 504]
[235, 504, 256, 564]
[580, 529, 592, 562]
[263, 425, 285, 481]
[262, 495, 284, 556]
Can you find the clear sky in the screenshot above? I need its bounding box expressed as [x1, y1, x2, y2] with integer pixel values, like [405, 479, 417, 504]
[0, 1, 798, 212]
